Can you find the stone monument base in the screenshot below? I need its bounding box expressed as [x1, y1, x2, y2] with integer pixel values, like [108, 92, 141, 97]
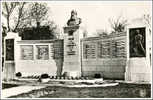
[125, 58, 151, 83]
[3, 61, 15, 80]
[63, 62, 81, 77]
[63, 71, 81, 78]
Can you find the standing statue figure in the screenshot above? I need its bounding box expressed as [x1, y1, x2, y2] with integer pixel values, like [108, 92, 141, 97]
[67, 10, 82, 26]
[133, 29, 146, 57]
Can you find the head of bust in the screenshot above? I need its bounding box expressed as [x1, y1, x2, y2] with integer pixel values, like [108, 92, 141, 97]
[70, 10, 77, 20]
[71, 10, 77, 16]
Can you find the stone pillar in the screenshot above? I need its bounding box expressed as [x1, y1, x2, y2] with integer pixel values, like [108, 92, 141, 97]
[3, 32, 21, 81]
[63, 25, 84, 77]
[125, 20, 151, 83]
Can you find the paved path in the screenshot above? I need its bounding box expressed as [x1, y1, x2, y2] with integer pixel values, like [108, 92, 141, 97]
[2, 85, 46, 98]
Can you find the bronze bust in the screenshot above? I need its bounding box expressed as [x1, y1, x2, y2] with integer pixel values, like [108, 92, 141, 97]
[67, 10, 82, 26]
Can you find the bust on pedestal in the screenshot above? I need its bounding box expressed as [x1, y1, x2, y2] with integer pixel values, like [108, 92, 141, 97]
[63, 10, 84, 78]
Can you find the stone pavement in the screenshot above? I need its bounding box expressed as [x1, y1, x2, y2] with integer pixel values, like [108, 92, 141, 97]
[2, 85, 46, 98]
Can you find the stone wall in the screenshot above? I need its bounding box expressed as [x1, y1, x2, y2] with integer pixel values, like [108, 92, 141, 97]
[11, 31, 127, 79]
[81, 32, 127, 79]
[15, 40, 63, 76]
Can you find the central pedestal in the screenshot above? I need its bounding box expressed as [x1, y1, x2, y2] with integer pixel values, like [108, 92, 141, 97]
[63, 26, 83, 77]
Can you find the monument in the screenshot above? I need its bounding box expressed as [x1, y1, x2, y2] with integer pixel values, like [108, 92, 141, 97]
[3, 32, 21, 80]
[125, 19, 151, 83]
[63, 10, 84, 77]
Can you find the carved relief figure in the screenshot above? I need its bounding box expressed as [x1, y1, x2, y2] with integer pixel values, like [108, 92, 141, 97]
[133, 30, 145, 57]
[130, 28, 146, 57]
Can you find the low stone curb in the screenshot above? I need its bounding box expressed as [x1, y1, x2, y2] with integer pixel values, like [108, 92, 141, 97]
[9, 88, 55, 98]
[2, 85, 46, 98]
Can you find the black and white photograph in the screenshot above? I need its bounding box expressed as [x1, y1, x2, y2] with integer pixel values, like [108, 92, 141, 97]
[0, 0, 152, 99]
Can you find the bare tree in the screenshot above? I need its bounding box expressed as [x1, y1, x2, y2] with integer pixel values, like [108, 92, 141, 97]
[2, 2, 29, 32]
[96, 29, 108, 37]
[143, 14, 151, 26]
[2, 2, 49, 31]
[109, 16, 128, 33]
[46, 21, 61, 39]
[2, 2, 19, 31]
[2, 2, 60, 39]
[13, 2, 27, 32]
[83, 29, 88, 38]
[29, 2, 48, 27]
[143, 14, 151, 33]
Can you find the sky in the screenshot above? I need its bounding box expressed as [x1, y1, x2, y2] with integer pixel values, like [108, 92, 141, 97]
[2, 1, 152, 36]
[46, 1, 152, 36]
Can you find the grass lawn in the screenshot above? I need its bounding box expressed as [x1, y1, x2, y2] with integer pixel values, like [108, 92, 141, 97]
[2, 83, 19, 89]
[40, 83, 151, 98]
[9, 83, 151, 98]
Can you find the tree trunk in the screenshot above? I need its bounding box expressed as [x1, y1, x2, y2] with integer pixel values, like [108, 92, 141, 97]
[37, 21, 40, 28]
[7, 16, 10, 32]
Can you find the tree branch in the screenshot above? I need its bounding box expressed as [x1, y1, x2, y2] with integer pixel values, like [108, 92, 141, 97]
[13, 2, 26, 32]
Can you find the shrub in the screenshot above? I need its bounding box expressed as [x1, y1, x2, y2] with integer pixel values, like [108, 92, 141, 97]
[50, 76, 54, 79]
[94, 74, 101, 78]
[81, 82, 93, 85]
[16, 72, 22, 77]
[40, 74, 49, 79]
[62, 72, 68, 77]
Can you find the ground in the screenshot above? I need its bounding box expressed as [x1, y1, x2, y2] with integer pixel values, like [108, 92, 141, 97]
[6, 83, 151, 98]
[2, 83, 19, 89]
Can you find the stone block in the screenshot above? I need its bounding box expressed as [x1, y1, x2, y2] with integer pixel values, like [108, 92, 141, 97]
[103, 72, 124, 79]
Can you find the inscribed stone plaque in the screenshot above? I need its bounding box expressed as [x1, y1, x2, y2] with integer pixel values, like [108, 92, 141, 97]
[101, 40, 111, 58]
[50, 43, 54, 58]
[21, 45, 33, 60]
[53, 41, 63, 59]
[36, 45, 49, 60]
[97, 42, 103, 58]
[83, 43, 96, 59]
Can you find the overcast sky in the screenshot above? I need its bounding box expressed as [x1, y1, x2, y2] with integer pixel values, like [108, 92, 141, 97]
[46, 1, 152, 36]
[2, 1, 152, 36]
